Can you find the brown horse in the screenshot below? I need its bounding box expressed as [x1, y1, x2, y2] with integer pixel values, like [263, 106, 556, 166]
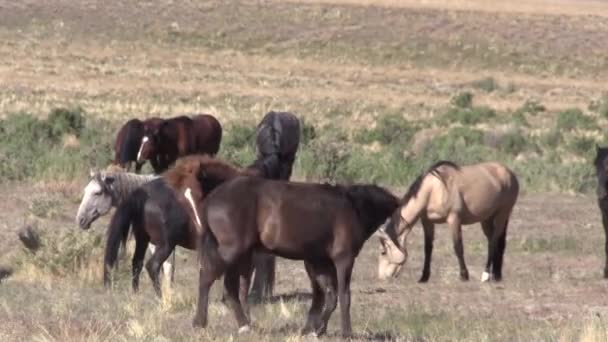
[190, 176, 400, 337]
[377, 161, 519, 283]
[113, 117, 163, 172]
[103, 156, 259, 296]
[137, 114, 222, 173]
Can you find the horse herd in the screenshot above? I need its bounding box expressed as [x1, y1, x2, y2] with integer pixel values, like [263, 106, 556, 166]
[75, 110, 608, 337]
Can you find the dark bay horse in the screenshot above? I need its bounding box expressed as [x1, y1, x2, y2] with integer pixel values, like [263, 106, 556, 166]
[377, 161, 519, 283]
[103, 156, 260, 297]
[137, 114, 222, 173]
[113, 117, 163, 172]
[594, 145, 608, 278]
[191, 177, 399, 337]
[249, 111, 302, 301]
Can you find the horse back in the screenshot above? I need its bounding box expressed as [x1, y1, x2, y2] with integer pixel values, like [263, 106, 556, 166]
[256, 111, 301, 158]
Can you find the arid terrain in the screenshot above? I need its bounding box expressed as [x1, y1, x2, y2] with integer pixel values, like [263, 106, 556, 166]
[1, 0, 608, 341]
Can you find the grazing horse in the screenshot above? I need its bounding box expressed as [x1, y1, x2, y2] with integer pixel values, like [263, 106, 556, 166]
[103, 156, 261, 297]
[377, 161, 519, 283]
[75, 168, 176, 285]
[594, 145, 608, 278]
[137, 114, 222, 173]
[190, 177, 399, 337]
[113, 118, 163, 173]
[249, 111, 302, 301]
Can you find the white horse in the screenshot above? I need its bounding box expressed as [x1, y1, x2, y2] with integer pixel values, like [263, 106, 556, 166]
[76, 168, 176, 285]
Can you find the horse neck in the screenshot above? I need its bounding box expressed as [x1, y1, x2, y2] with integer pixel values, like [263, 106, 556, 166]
[111, 173, 158, 205]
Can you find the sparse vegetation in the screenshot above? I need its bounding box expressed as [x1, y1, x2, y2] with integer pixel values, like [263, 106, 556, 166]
[556, 108, 598, 131]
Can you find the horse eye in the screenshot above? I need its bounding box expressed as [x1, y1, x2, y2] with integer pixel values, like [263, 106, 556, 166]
[94, 191, 102, 196]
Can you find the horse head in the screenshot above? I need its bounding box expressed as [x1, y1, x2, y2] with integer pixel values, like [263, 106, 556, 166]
[76, 169, 117, 230]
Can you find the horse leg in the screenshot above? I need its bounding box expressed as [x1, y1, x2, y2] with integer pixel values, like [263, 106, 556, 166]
[145, 242, 175, 298]
[602, 208, 608, 278]
[419, 217, 435, 283]
[135, 161, 144, 174]
[238, 253, 253, 321]
[192, 261, 224, 328]
[223, 263, 251, 333]
[449, 218, 469, 281]
[131, 233, 149, 292]
[250, 252, 276, 302]
[301, 261, 325, 335]
[492, 209, 512, 282]
[313, 263, 338, 337]
[480, 218, 495, 282]
[335, 257, 354, 338]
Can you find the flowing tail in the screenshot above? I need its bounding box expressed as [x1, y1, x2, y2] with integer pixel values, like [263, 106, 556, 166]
[104, 188, 147, 288]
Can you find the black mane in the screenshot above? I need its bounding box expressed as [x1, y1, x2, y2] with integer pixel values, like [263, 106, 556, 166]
[344, 184, 399, 238]
[401, 160, 459, 204]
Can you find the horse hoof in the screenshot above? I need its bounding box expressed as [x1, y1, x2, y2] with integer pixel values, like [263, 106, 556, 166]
[238, 325, 251, 334]
[418, 276, 429, 283]
[481, 271, 491, 282]
[192, 317, 206, 328]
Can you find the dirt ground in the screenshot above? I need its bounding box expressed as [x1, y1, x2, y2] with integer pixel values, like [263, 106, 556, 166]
[2, 0, 608, 340]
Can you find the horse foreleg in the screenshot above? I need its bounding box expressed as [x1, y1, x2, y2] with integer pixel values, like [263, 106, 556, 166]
[480, 218, 495, 282]
[602, 208, 608, 278]
[314, 263, 337, 337]
[449, 218, 469, 281]
[419, 217, 435, 283]
[301, 261, 325, 335]
[335, 257, 354, 338]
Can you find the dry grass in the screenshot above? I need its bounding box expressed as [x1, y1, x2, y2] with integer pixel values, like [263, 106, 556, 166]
[2, 0, 608, 340]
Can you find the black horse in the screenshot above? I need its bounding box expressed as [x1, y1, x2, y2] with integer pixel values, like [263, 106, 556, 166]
[595, 145, 608, 278]
[248, 111, 301, 301]
[113, 118, 163, 172]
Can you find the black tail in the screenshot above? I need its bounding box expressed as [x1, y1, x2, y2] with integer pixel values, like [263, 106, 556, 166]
[104, 188, 147, 287]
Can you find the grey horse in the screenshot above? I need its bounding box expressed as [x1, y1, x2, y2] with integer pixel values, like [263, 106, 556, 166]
[76, 168, 176, 285]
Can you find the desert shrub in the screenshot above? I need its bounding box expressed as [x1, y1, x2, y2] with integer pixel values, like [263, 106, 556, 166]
[450, 91, 473, 108]
[420, 126, 494, 165]
[519, 99, 545, 116]
[354, 114, 416, 147]
[567, 136, 596, 157]
[219, 122, 257, 166]
[588, 95, 608, 119]
[442, 106, 496, 125]
[471, 77, 498, 92]
[298, 129, 352, 182]
[300, 118, 317, 145]
[556, 108, 598, 131]
[14, 227, 104, 277]
[496, 129, 534, 155]
[0, 108, 113, 182]
[538, 129, 563, 149]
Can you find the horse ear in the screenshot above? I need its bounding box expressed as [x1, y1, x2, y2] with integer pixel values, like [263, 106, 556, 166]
[103, 175, 116, 188]
[89, 168, 95, 178]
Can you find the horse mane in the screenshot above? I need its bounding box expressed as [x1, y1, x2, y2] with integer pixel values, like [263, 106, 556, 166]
[162, 154, 256, 190]
[343, 184, 399, 236]
[93, 168, 158, 203]
[401, 160, 460, 204]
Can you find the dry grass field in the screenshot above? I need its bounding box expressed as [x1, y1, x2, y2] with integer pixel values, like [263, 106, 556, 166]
[2, 0, 608, 341]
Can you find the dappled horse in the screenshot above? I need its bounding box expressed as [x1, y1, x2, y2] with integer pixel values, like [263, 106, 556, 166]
[594, 145, 608, 278]
[190, 176, 399, 337]
[377, 161, 519, 283]
[103, 156, 262, 297]
[113, 117, 163, 173]
[75, 168, 176, 285]
[137, 114, 222, 174]
[249, 111, 301, 301]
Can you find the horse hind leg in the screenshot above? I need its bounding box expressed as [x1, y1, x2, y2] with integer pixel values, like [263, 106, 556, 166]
[145, 242, 176, 298]
[301, 261, 325, 335]
[480, 218, 496, 282]
[313, 262, 338, 337]
[601, 208, 608, 278]
[223, 263, 251, 333]
[131, 233, 149, 292]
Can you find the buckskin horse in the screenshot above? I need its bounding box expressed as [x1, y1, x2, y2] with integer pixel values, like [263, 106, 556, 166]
[137, 114, 222, 173]
[113, 117, 163, 173]
[249, 111, 301, 301]
[594, 145, 608, 278]
[377, 161, 519, 283]
[190, 176, 399, 337]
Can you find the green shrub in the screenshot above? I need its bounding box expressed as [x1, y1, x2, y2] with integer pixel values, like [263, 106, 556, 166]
[354, 114, 416, 147]
[568, 136, 595, 157]
[497, 130, 533, 155]
[588, 95, 608, 119]
[450, 91, 473, 108]
[300, 118, 317, 145]
[538, 129, 563, 149]
[0, 108, 112, 182]
[556, 108, 597, 131]
[219, 122, 257, 166]
[442, 106, 496, 125]
[519, 99, 545, 116]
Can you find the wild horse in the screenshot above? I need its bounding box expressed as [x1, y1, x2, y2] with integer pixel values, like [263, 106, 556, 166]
[113, 117, 163, 173]
[377, 161, 519, 283]
[137, 114, 222, 174]
[594, 145, 608, 278]
[249, 111, 301, 301]
[190, 176, 399, 337]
